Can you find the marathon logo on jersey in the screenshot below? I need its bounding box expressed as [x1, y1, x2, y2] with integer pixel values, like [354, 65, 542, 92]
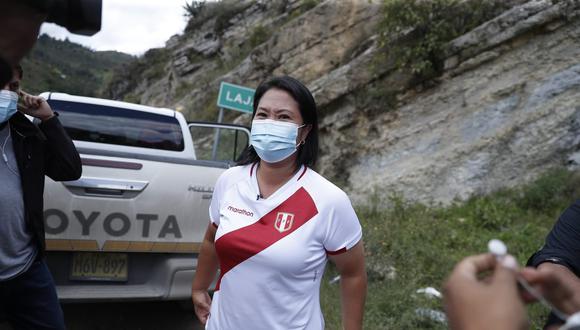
[274, 212, 294, 233]
[227, 206, 254, 217]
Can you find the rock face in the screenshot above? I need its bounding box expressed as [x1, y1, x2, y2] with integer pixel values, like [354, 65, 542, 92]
[105, 0, 580, 205]
[344, 0, 580, 204]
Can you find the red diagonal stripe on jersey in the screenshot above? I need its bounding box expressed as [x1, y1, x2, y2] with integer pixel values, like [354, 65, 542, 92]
[214, 187, 318, 290]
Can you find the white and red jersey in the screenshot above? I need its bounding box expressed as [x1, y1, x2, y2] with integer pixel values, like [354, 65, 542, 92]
[206, 163, 362, 330]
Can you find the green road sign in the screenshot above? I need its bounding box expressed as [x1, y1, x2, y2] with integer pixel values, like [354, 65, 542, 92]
[217, 82, 255, 113]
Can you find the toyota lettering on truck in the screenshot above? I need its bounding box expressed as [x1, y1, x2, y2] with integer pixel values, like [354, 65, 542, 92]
[40, 92, 249, 302]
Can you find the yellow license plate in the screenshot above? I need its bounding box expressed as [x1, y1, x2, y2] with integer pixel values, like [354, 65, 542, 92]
[71, 252, 128, 281]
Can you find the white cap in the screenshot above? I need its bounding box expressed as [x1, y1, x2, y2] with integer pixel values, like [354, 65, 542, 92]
[488, 239, 507, 256]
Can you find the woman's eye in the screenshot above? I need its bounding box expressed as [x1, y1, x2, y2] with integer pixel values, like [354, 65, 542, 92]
[255, 113, 267, 118]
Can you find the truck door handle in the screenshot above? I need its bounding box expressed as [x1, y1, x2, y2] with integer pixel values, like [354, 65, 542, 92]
[62, 177, 149, 198]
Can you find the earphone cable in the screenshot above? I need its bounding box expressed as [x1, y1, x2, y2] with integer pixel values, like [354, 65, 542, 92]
[1, 127, 19, 176]
[2, 125, 9, 162]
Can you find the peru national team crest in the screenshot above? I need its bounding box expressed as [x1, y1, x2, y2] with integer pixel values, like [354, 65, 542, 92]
[274, 212, 294, 233]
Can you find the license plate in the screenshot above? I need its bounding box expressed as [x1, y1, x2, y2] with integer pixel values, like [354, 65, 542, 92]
[70, 252, 128, 281]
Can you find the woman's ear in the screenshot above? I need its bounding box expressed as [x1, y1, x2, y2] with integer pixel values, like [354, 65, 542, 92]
[299, 124, 312, 145]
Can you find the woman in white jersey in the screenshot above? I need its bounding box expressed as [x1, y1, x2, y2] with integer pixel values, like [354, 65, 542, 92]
[191, 76, 367, 330]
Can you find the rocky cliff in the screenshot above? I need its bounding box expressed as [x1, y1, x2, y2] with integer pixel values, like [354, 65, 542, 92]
[104, 0, 580, 205]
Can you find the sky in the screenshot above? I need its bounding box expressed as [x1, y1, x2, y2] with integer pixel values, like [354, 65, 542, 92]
[40, 0, 190, 55]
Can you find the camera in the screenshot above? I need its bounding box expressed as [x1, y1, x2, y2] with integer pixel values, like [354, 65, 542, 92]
[24, 0, 102, 36]
[0, 0, 102, 86]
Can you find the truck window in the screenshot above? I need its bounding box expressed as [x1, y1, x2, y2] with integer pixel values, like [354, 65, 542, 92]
[190, 125, 249, 162]
[48, 100, 184, 151]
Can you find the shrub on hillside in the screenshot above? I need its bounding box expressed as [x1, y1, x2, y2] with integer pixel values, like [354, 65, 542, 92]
[517, 168, 580, 211]
[184, 0, 254, 35]
[184, 0, 206, 19]
[379, 0, 512, 78]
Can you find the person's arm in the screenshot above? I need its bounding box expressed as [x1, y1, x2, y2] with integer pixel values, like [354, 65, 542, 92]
[328, 241, 366, 330]
[191, 223, 219, 325]
[527, 201, 580, 275]
[524, 201, 580, 328]
[443, 254, 528, 330]
[19, 92, 81, 180]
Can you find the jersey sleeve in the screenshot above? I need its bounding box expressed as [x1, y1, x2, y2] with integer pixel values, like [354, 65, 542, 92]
[322, 192, 362, 254]
[209, 172, 227, 226]
[527, 200, 580, 276]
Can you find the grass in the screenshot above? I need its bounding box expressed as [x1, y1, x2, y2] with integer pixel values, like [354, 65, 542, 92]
[320, 168, 580, 329]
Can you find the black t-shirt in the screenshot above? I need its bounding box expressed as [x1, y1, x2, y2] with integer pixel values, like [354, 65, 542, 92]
[527, 200, 580, 328]
[528, 200, 580, 274]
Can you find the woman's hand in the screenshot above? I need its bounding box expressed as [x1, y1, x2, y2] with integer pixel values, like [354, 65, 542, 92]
[191, 224, 218, 325]
[443, 253, 528, 330]
[192, 289, 212, 325]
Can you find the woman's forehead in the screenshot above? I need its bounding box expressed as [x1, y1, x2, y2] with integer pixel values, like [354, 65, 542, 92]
[258, 88, 299, 111]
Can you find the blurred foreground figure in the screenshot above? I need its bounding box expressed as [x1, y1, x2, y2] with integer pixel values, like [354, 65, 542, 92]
[444, 253, 580, 330]
[0, 0, 102, 85]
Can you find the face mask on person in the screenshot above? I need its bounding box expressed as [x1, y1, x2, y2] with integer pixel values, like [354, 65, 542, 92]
[0, 90, 18, 123]
[250, 119, 305, 163]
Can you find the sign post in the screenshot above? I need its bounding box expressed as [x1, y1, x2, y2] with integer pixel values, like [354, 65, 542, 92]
[212, 82, 255, 160]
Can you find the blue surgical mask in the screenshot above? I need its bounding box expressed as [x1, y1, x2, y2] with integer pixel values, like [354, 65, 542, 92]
[250, 119, 304, 163]
[0, 90, 18, 123]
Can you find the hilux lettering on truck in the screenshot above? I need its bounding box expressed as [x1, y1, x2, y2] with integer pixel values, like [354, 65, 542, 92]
[40, 92, 250, 301]
[44, 209, 182, 238]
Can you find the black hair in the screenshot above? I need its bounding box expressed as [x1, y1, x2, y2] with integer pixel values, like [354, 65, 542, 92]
[0, 57, 11, 88]
[236, 76, 319, 168]
[14, 64, 23, 79]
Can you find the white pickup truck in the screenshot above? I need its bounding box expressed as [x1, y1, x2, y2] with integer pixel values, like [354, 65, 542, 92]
[40, 92, 249, 302]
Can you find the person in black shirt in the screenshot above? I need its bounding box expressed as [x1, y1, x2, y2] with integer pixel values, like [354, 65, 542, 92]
[528, 200, 580, 328]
